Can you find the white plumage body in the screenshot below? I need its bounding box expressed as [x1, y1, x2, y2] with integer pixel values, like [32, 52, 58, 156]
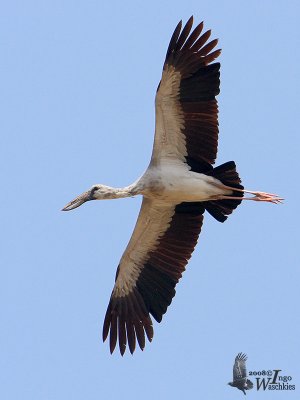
[139, 162, 232, 202]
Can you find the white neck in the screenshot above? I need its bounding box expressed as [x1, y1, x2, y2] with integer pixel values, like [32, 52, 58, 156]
[93, 184, 139, 200]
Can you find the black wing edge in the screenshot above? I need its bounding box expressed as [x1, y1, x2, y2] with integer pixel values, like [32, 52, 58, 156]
[164, 16, 221, 77]
[103, 288, 154, 356]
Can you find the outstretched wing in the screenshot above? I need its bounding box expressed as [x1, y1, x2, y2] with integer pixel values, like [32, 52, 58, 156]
[233, 352, 248, 381]
[152, 16, 221, 172]
[103, 198, 204, 354]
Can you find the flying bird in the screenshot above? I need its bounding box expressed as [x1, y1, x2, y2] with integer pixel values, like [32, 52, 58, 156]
[228, 353, 254, 395]
[62, 17, 282, 355]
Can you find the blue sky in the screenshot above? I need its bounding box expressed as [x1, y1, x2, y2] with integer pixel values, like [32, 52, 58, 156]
[1, 1, 299, 399]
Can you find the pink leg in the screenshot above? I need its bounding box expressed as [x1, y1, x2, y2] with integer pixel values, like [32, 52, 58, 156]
[213, 195, 283, 204]
[213, 184, 284, 204]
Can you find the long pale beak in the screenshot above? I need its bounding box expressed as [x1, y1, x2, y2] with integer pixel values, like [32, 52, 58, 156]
[62, 190, 91, 211]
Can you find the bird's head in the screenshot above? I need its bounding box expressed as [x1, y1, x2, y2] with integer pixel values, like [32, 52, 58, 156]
[62, 184, 116, 211]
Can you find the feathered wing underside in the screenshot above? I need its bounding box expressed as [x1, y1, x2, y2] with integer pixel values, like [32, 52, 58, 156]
[103, 198, 204, 354]
[152, 16, 221, 172]
[233, 352, 248, 380]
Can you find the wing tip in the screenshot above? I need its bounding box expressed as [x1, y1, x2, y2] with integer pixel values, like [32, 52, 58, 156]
[164, 17, 221, 73]
[102, 290, 154, 355]
[236, 352, 248, 361]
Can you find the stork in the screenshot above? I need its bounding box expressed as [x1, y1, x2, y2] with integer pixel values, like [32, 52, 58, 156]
[62, 17, 282, 355]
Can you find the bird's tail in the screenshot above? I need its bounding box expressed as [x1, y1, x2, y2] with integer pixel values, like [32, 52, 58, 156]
[204, 161, 244, 222]
[246, 379, 254, 390]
